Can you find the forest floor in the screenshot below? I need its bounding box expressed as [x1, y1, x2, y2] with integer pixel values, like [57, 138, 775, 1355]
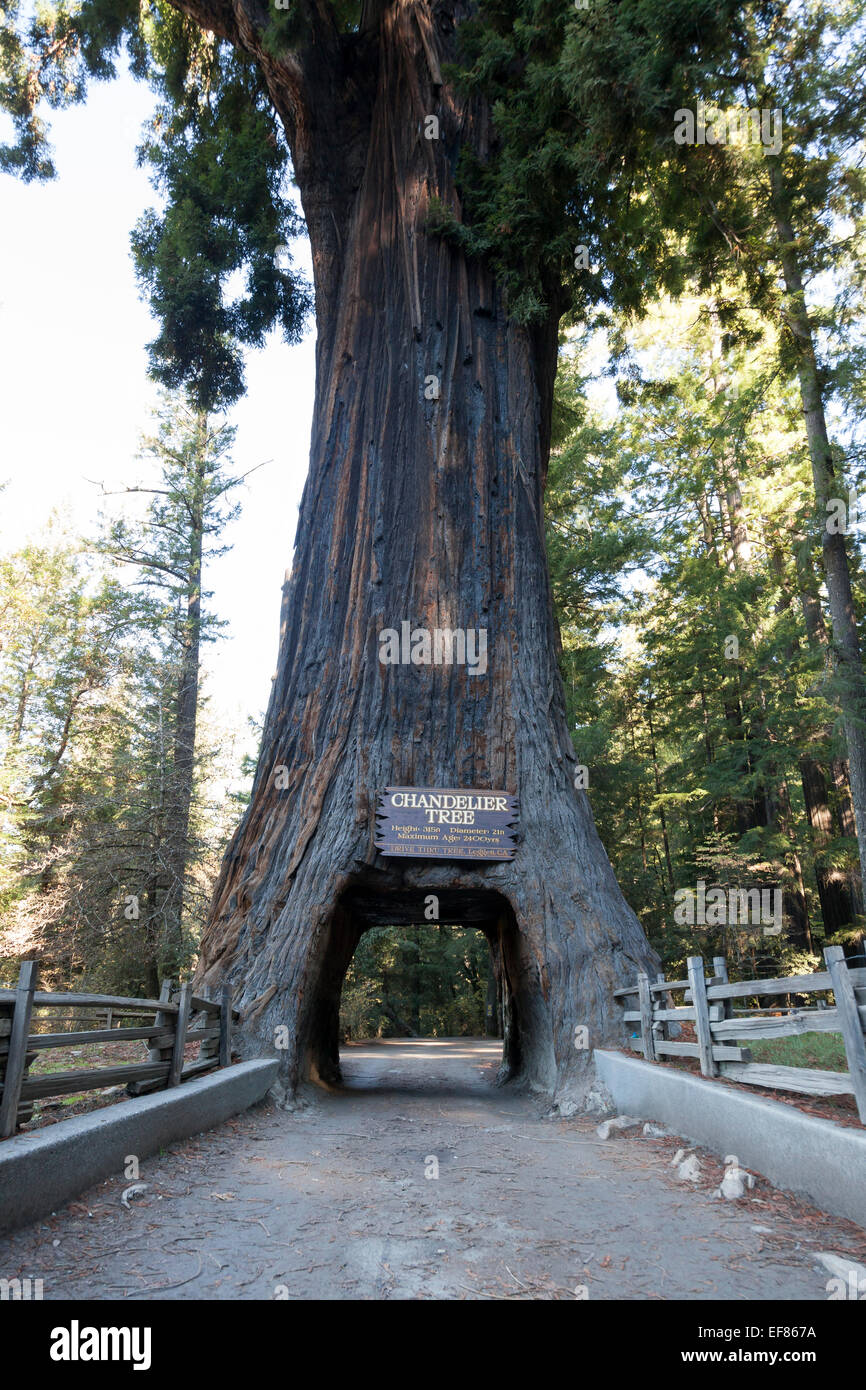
[2, 1038, 864, 1300]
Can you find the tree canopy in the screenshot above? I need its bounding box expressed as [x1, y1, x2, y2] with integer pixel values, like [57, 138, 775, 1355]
[1, 0, 806, 402]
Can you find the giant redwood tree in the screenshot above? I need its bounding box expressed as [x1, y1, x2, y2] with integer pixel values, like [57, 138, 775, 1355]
[3, 0, 751, 1098]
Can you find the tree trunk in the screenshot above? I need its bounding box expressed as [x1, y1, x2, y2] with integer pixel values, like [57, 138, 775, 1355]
[193, 0, 656, 1100]
[793, 535, 861, 931]
[767, 158, 866, 902]
[645, 697, 675, 893]
[800, 756, 854, 937]
[161, 417, 206, 978]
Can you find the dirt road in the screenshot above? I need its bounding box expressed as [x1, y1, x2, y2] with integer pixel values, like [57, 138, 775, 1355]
[2, 1039, 863, 1299]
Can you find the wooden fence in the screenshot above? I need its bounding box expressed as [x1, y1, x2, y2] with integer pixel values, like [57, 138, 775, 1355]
[614, 945, 866, 1125]
[0, 964, 239, 1138]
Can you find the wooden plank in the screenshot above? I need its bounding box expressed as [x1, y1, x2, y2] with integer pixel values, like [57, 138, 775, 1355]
[168, 982, 192, 1088]
[707, 971, 832, 1001]
[825, 946, 866, 1123]
[148, 980, 174, 1068]
[190, 994, 221, 1015]
[128, 979, 176, 1098]
[0, 990, 178, 1013]
[719, 1061, 854, 1097]
[20, 1062, 170, 1101]
[622, 1010, 641, 1022]
[684, 982, 727, 1000]
[180, 1057, 221, 1081]
[0, 962, 38, 1138]
[194, 989, 218, 1063]
[655, 1040, 700, 1057]
[711, 1009, 843, 1041]
[219, 986, 232, 1068]
[655, 1040, 751, 1061]
[653, 1006, 696, 1022]
[29, 1011, 153, 1025]
[185, 1025, 221, 1043]
[687, 957, 716, 1077]
[613, 985, 639, 999]
[651, 971, 669, 1047]
[637, 973, 655, 1062]
[713, 957, 733, 1029]
[22, 1027, 175, 1050]
[650, 979, 689, 994]
[126, 1056, 220, 1096]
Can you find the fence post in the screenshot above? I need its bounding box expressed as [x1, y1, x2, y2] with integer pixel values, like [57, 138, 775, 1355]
[124, 978, 174, 1097]
[218, 986, 232, 1068]
[637, 972, 655, 1061]
[168, 982, 192, 1087]
[197, 987, 216, 1068]
[687, 955, 717, 1077]
[656, 971, 673, 1045]
[824, 946, 866, 1123]
[713, 954, 733, 1023]
[0, 961, 37, 1139]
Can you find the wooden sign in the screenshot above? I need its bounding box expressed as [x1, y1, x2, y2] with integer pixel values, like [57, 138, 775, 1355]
[375, 787, 518, 861]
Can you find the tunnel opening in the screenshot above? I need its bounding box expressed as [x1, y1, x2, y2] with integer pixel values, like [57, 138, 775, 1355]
[340, 923, 503, 1043]
[303, 885, 528, 1091]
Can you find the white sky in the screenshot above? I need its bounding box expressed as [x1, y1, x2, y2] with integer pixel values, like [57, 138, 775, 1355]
[0, 70, 317, 736]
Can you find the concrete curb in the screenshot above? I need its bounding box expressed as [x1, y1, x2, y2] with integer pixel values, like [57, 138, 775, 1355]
[594, 1049, 866, 1230]
[0, 1058, 278, 1238]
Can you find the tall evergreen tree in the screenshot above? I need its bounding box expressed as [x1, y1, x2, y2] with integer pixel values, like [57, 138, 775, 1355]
[95, 395, 247, 984]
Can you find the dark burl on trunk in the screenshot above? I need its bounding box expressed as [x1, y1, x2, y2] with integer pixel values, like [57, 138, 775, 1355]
[192, 0, 658, 1100]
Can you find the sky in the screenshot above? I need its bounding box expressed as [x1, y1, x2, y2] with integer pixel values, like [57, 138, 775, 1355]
[0, 68, 317, 735]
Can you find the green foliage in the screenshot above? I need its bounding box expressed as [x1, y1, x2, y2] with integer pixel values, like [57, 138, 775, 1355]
[6, 0, 864, 396]
[446, 0, 755, 322]
[96, 394, 242, 641]
[340, 925, 494, 1040]
[0, 397, 256, 994]
[0, 0, 86, 179]
[131, 47, 310, 409]
[0, 1, 310, 409]
[550, 289, 866, 976]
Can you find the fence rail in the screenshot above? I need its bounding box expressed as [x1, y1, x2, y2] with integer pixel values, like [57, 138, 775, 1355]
[0, 964, 239, 1138]
[615, 946, 866, 1125]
